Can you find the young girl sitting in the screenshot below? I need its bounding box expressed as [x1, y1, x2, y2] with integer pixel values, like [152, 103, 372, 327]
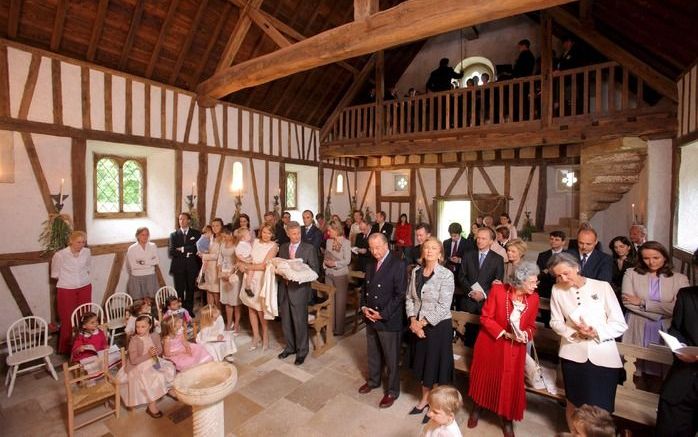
[161, 315, 212, 371]
[71, 311, 108, 363]
[422, 385, 464, 437]
[163, 296, 192, 325]
[117, 315, 176, 419]
[196, 304, 237, 362]
[125, 298, 160, 337]
[234, 228, 254, 296]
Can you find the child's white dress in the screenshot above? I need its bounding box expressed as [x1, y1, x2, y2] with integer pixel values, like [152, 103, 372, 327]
[422, 420, 463, 437]
[195, 315, 237, 361]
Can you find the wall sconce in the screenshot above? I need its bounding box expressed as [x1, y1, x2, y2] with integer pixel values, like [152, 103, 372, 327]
[186, 182, 196, 211]
[52, 178, 69, 212]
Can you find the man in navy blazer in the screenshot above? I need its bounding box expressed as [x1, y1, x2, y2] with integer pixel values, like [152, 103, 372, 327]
[370, 211, 394, 241]
[536, 230, 567, 326]
[300, 209, 323, 253]
[168, 212, 201, 315]
[656, 285, 698, 436]
[443, 222, 468, 279]
[569, 228, 613, 283]
[358, 233, 406, 409]
[458, 227, 504, 346]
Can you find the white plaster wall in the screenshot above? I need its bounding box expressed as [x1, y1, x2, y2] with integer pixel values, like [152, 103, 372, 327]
[111, 75, 126, 134]
[131, 81, 145, 137]
[396, 16, 550, 94]
[85, 140, 175, 244]
[509, 166, 539, 227]
[150, 85, 161, 138]
[182, 151, 199, 215]
[546, 165, 579, 226]
[646, 139, 673, 247]
[590, 170, 644, 250]
[285, 163, 318, 223]
[356, 170, 376, 213]
[381, 169, 410, 197]
[7, 47, 31, 118]
[90, 70, 105, 131]
[677, 140, 698, 251]
[27, 57, 53, 124]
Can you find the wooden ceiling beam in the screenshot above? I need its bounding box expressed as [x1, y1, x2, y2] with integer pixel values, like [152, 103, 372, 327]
[189, 3, 232, 88]
[169, 0, 208, 85]
[145, 0, 179, 78]
[548, 7, 677, 102]
[247, 7, 291, 48]
[50, 0, 68, 51]
[86, 0, 109, 62]
[118, 0, 145, 70]
[8, 0, 22, 39]
[199, 0, 575, 99]
[354, 0, 379, 21]
[216, 0, 264, 73]
[320, 55, 376, 138]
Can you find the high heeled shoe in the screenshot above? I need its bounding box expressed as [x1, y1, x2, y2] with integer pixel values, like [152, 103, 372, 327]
[409, 404, 428, 415]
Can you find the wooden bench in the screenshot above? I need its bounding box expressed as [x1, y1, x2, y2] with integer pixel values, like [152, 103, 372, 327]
[308, 281, 336, 357]
[450, 309, 674, 427]
[347, 270, 366, 334]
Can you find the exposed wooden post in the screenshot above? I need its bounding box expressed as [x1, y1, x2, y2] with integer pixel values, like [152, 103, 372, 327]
[535, 163, 547, 230]
[216, 0, 265, 73]
[354, 0, 379, 21]
[1, 266, 33, 317]
[197, 151, 208, 227]
[71, 138, 86, 231]
[375, 51, 384, 145]
[540, 12, 553, 127]
[102, 252, 125, 306]
[175, 148, 183, 227]
[409, 168, 417, 225]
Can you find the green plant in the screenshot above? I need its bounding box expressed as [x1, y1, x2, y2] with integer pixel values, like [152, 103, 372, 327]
[519, 211, 536, 242]
[38, 214, 73, 255]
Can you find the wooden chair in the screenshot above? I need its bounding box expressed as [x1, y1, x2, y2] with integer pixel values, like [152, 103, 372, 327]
[70, 303, 105, 333]
[347, 270, 366, 334]
[155, 286, 178, 320]
[308, 281, 336, 357]
[105, 293, 132, 346]
[5, 316, 58, 397]
[63, 352, 120, 437]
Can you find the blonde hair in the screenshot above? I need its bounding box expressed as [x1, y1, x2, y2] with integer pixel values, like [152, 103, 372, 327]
[420, 237, 444, 264]
[427, 385, 463, 417]
[572, 404, 616, 437]
[259, 223, 275, 240]
[160, 314, 180, 338]
[505, 238, 528, 257]
[328, 220, 344, 238]
[233, 227, 250, 244]
[69, 230, 87, 243]
[198, 304, 220, 329]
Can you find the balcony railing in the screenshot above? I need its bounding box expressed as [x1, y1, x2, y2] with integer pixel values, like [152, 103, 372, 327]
[323, 62, 654, 144]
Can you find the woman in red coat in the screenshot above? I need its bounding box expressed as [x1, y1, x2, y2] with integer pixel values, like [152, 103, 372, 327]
[467, 261, 540, 437]
[395, 214, 413, 258]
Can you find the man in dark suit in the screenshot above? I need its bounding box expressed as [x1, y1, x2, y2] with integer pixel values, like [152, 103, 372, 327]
[458, 227, 504, 346]
[168, 212, 201, 315]
[358, 233, 406, 409]
[275, 211, 291, 246]
[277, 221, 320, 366]
[443, 222, 467, 278]
[370, 211, 394, 242]
[354, 221, 372, 273]
[569, 228, 613, 283]
[536, 230, 567, 327]
[405, 223, 431, 266]
[301, 209, 323, 253]
[656, 286, 698, 436]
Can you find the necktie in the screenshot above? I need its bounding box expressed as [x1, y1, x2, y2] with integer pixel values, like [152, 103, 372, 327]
[479, 252, 486, 268]
[306, 226, 311, 235]
[581, 254, 588, 268]
[451, 240, 457, 257]
[290, 244, 297, 259]
[376, 259, 383, 271]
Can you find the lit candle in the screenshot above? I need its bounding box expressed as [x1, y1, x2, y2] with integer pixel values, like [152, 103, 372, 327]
[631, 203, 636, 223]
[192, 182, 196, 197]
[59, 178, 64, 201]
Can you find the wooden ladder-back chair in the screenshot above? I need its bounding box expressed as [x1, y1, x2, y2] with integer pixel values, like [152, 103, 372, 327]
[155, 286, 178, 320]
[308, 281, 336, 357]
[5, 316, 58, 397]
[70, 303, 105, 334]
[105, 293, 133, 346]
[62, 351, 120, 437]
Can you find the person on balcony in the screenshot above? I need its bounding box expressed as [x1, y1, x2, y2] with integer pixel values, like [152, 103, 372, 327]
[426, 58, 464, 92]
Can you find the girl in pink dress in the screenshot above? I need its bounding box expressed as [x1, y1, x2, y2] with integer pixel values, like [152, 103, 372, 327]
[162, 315, 212, 371]
[70, 311, 108, 363]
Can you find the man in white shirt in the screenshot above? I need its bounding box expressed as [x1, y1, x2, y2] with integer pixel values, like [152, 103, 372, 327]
[629, 224, 647, 251]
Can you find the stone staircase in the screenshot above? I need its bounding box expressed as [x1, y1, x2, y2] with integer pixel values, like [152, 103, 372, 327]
[579, 137, 647, 221]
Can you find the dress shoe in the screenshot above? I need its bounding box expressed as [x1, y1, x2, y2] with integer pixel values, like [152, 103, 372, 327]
[358, 383, 375, 394]
[467, 415, 479, 428]
[409, 405, 428, 415]
[278, 350, 294, 359]
[422, 414, 430, 424]
[146, 408, 163, 419]
[294, 355, 306, 366]
[379, 394, 397, 408]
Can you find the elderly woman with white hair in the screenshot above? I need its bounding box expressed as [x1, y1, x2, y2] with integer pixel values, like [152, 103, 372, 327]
[548, 252, 627, 431]
[467, 261, 541, 437]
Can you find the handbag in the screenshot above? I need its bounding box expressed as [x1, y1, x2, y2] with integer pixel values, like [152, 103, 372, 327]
[528, 342, 557, 395]
[196, 265, 206, 288]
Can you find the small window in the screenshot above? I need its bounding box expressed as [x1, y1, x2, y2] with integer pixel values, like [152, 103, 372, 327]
[94, 154, 146, 218]
[285, 172, 298, 209]
[394, 174, 409, 192]
[231, 161, 244, 194]
[336, 173, 344, 193]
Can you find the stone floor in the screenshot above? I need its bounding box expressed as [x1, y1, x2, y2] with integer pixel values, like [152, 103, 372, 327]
[0, 317, 571, 437]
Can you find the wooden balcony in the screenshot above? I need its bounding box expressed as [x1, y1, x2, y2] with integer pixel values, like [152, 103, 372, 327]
[321, 62, 676, 158]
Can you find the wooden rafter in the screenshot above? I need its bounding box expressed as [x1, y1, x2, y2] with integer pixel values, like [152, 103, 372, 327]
[416, 169, 433, 224]
[1, 266, 32, 317]
[199, 0, 575, 99]
[514, 166, 537, 227]
[354, 0, 379, 21]
[169, 0, 208, 85]
[50, 0, 68, 51]
[444, 167, 465, 197]
[248, 7, 291, 48]
[548, 7, 677, 101]
[87, 0, 109, 62]
[145, 0, 179, 78]
[216, 0, 264, 74]
[320, 55, 376, 139]
[190, 3, 232, 88]
[8, 0, 21, 39]
[118, 0, 145, 70]
[477, 167, 499, 195]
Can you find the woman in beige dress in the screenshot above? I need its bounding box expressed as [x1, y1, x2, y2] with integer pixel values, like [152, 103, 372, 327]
[218, 226, 242, 333]
[199, 218, 223, 306]
[323, 220, 352, 336]
[621, 241, 688, 359]
[238, 223, 278, 350]
[503, 239, 528, 284]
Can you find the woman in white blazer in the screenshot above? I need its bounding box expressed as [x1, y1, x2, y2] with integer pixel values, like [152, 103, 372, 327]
[549, 252, 627, 431]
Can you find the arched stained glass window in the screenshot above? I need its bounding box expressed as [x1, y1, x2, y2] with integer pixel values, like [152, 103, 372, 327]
[94, 155, 147, 218]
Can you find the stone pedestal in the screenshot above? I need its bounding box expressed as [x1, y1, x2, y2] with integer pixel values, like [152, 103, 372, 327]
[173, 362, 237, 437]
